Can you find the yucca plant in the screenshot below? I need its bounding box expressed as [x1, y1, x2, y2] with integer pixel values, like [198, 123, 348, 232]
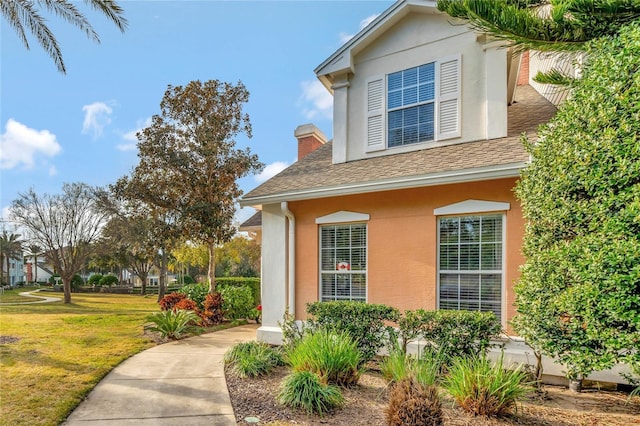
[144, 309, 201, 340]
[224, 341, 284, 378]
[443, 354, 531, 417]
[278, 371, 344, 415]
[286, 328, 362, 386]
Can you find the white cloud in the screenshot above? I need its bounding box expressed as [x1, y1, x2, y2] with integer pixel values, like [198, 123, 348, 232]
[299, 80, 333, 120]
[254, 161, 289, 184]
[82, 101, 113, 138]
[339, 13, 379, 43]
[117, 117, 152, 151]
[0, 119, 62, 169]
[48, 165, 57, 176]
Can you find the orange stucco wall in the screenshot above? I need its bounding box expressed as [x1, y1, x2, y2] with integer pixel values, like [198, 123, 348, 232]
[289, 177, 525, 330]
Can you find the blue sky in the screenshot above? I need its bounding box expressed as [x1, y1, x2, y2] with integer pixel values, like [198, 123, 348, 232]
[1, 0, 392, 224]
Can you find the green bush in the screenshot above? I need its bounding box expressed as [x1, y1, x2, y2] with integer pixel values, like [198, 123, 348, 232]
[306, 301, 400, 363]
[286, 329, 362, 387]
[176, 274, 195, 284]
[216, 277, 260, 306]
[87, 274, 102, 286]
[219, 285, 254, 320]
[224, 341, 283, 378]
[398, 309, 501, 361]
[71, 274, 84, 290]
[144, 309, 201, 340]
[99, 275, 119, 287]
[386, 377, 443, 426]
[381, 347, 443, 387]
[278, 371, 344, 415]
[279, 308, 307, 351]
[443, 355, 530, 417]
[178, 283, 209, 309]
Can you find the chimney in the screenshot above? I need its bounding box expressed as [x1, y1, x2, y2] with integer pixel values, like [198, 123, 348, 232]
[294, 123, 327, 161]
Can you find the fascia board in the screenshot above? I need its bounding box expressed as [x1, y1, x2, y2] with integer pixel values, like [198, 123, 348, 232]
[240, 162, 526, 207]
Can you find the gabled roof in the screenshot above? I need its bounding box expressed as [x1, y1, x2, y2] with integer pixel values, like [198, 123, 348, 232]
[239, 210, 262, 231]
[315, 0, 440, 90]
[240, 85, 555, 207]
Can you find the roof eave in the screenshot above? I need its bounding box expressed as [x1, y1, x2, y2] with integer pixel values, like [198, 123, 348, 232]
[240, 162, 526, 207]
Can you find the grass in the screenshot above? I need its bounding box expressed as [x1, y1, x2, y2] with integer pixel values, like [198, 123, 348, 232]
[224, 341, 284, 378]
[0, 286, 50, 303]
[0, 291, 162, 426]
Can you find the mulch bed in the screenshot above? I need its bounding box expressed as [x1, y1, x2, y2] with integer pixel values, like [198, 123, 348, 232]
[226, 365, 640, 425]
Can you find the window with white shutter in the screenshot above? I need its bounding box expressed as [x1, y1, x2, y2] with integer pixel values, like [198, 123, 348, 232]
[365, 55, 461, 151]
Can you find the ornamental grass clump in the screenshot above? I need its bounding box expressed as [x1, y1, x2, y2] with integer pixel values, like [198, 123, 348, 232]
[144, 309, 201, 340]
[381, 347, 443, 387]
[224, 341, 284, 378]
[443, 355, 530, 417]
[386, 377, 443, 426]
[286, 328, 362, 386]
[278, 371, 344, 415]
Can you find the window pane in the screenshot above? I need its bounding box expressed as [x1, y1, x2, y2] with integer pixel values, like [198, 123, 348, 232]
[403, 67, 418, 87]
[403, 107, 418, 126]
[419, 63, 435, 83]
[321, 248, 335, 270]
[481, 243, 502, 269]
[439, 244, 458, 270]
[320, 224, 367, 302]
[388, 128, 403, 147]
[481, 216, 502, 242]
[459, 244, 479, 270]
[439, 218, 459, 243]
[460, 217, 480, 242]
[403, 125, 418, 144]
[419, 123, 434, 142]
[388, 110, 402, 129]
[388, 72, 402, 91]
[419, 82, 435, 102]
[403, 86, 418, 105]
[388, 90, 402, 109]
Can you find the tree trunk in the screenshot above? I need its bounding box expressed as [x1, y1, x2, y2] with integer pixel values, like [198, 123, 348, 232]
[62, 276, 72, 304]
[207, 242, 216, 294]
[5, 257, 10, 287]
[157, 250, 168, 302]
[34, 255, 38, 284]
[140, 272, 148, 296]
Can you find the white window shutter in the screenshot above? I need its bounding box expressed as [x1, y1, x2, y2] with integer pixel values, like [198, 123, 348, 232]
[366, 76, 385, 152]
[437, 55, 461, 140]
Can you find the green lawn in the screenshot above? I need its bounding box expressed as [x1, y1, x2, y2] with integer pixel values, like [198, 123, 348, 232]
[0, 291, 161, 426]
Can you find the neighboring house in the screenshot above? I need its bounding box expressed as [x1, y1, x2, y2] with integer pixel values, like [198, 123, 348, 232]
[239, 210, 263, 244]
[4, 256, 24, 287]
[240, 0, 625, 383]
[25, 260, 53, 284]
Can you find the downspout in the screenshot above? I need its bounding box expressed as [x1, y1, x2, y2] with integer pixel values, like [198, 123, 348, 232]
[281, 202, 295, 316]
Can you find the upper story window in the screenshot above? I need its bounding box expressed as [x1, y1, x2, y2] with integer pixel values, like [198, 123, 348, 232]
[366, 55, 461, 152]
[387, 63, 435, 147]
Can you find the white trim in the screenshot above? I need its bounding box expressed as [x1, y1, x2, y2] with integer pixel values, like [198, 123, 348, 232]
[316, 211, 370, 224]
[433, 199, 510, 216]
[240, 162, 524, 207]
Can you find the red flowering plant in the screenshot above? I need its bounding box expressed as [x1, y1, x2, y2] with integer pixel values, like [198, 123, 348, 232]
[250, 304, 262, 324]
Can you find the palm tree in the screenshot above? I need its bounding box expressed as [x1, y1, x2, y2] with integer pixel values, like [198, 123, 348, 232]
[0, 231, 23, 286]
[26, 243, 42, 284]
[0, 0, 127, 74]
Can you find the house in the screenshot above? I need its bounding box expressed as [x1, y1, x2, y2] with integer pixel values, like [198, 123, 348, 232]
[240, 0, 626, 383]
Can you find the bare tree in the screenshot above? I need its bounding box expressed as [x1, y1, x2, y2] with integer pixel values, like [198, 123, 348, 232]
[10, 183, 108, 303]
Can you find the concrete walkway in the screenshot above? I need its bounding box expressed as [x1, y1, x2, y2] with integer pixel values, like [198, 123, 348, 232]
[0, 288, 63, 304]
[64, 324, 258, 425]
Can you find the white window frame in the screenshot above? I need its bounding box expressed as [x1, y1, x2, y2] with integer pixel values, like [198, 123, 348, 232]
[436, 213, 506, 324]
[317, 212, 369, 303]
[365, 54, 461, 153]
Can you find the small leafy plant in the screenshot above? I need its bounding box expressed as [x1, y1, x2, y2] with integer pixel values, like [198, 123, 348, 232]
[219, 285, 254, 320]
[286, 328, 362, 386]
[224, 341, 283, 378]
[158, 292, 187, 311]
[201, 292, 225, 325]
[278, 371, 344, 415]
[443, 355, 530, 417]
[144, 309, 201, 340]
[381, 347, 443, 387]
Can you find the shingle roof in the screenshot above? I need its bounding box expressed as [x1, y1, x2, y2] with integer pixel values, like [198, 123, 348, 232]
[242, 85, 556, 205]
[239, 210, 262, 229]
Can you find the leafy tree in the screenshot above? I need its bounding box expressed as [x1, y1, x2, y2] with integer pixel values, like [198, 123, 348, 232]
[119, 80, 263, 293]
[10, 183, 108, 303]
[513, 23, 640, 384]
[0, 230, 23, 286]
[1, 0, 127, 74]
[215, 236, 261, 277]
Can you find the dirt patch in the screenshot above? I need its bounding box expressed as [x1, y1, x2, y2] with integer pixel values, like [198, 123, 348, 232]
[0, 335, 20, 344]
[226, 366, 640, 425]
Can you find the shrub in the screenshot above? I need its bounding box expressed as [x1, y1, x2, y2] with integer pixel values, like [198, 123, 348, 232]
[398, 309, 501, 361]
[176, 274, 195, 284]
[278, 371, 344, 415]
[381, 347, 443, 387]
[216, 277, 260, 306]
[287, 329, 362, 387]
[443, 355, 530, 417]
[279, 308, 307, 351]
[224, 341, 283, 378]
[386, 377, 442, 426]
[144, 309, 201, 340]
[306, 301, 400, 363]
[87, 274, 103, 286]
[201, 292, 225, 325]
[71, 274, 84, 290]
[159, 292, 187, 311]
[174, 298, 199, 313]
[178, 283, 209, 309]
[99, 275, 119, 287]
[219, 285, 254, 320]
